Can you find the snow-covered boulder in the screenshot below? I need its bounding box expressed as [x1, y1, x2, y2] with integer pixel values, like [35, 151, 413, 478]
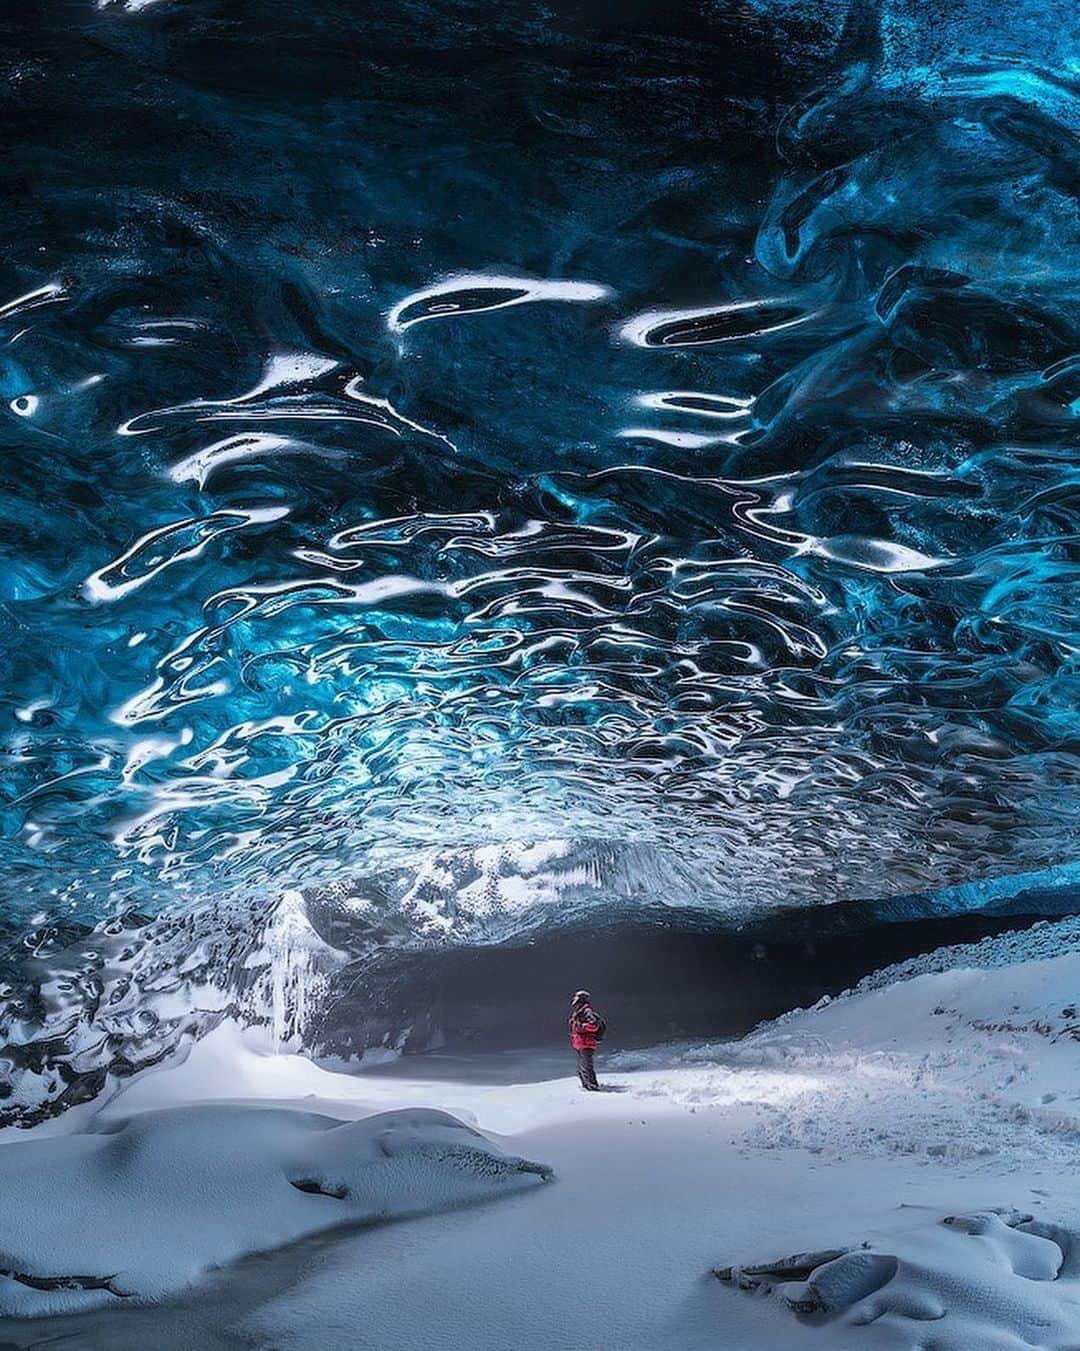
[716, 1207, 1078, 1347]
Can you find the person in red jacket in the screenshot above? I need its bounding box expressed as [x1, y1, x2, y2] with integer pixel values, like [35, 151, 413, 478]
[569, 989, 606, 1091]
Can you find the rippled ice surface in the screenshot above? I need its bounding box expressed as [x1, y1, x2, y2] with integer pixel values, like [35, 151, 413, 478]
[1, 0, 1078, 925]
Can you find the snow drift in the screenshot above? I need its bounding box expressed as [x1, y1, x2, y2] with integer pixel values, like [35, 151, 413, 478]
[0, 1104, 551, 1316]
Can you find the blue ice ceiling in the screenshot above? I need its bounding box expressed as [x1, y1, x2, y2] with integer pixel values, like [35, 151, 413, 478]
[0, 0, 1078, 925]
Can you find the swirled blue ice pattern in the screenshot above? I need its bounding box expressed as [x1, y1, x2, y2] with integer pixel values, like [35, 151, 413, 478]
[0, 0, 1077, 925]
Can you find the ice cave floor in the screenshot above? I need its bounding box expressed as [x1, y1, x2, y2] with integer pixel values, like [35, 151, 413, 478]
[5, 924, 1080, 1350]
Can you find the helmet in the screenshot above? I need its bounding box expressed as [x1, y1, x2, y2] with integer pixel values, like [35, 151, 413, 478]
[571, 989, 591, 1003]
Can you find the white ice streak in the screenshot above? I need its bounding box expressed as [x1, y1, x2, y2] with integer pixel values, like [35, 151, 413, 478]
[618, 297, 814, 347]
[388, 273, 610, 332]
[118, 352, 339, 436]
[169, 433, 301, 488]
[82, 506, 290, 602]
[0, 281, 66, 321]
[634, 389, 754, 417]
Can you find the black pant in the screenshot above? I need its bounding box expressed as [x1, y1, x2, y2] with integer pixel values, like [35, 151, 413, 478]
[576, 1047, 599, 1090]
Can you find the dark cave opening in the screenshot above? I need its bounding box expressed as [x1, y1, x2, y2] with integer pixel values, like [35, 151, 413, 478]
[311, 905, 1062, 1060]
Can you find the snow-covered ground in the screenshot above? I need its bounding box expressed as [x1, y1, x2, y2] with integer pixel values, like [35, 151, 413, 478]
[3, 923, 1080, 1348]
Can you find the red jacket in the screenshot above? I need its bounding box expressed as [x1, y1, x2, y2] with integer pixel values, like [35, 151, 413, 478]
[569, 1003, 606, 1050]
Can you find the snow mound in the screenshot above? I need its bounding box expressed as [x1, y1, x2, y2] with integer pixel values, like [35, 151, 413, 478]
[0, 1104, 551, 1316]
[716, 1206, 1078, 1348]
[612, 949, 1080, 1169]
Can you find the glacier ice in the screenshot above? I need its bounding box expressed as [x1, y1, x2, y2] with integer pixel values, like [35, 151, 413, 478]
[0, 0, 1076, 1058]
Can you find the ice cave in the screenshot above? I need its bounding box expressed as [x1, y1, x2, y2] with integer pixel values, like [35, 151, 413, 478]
[1, 0, 1078, 1346]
